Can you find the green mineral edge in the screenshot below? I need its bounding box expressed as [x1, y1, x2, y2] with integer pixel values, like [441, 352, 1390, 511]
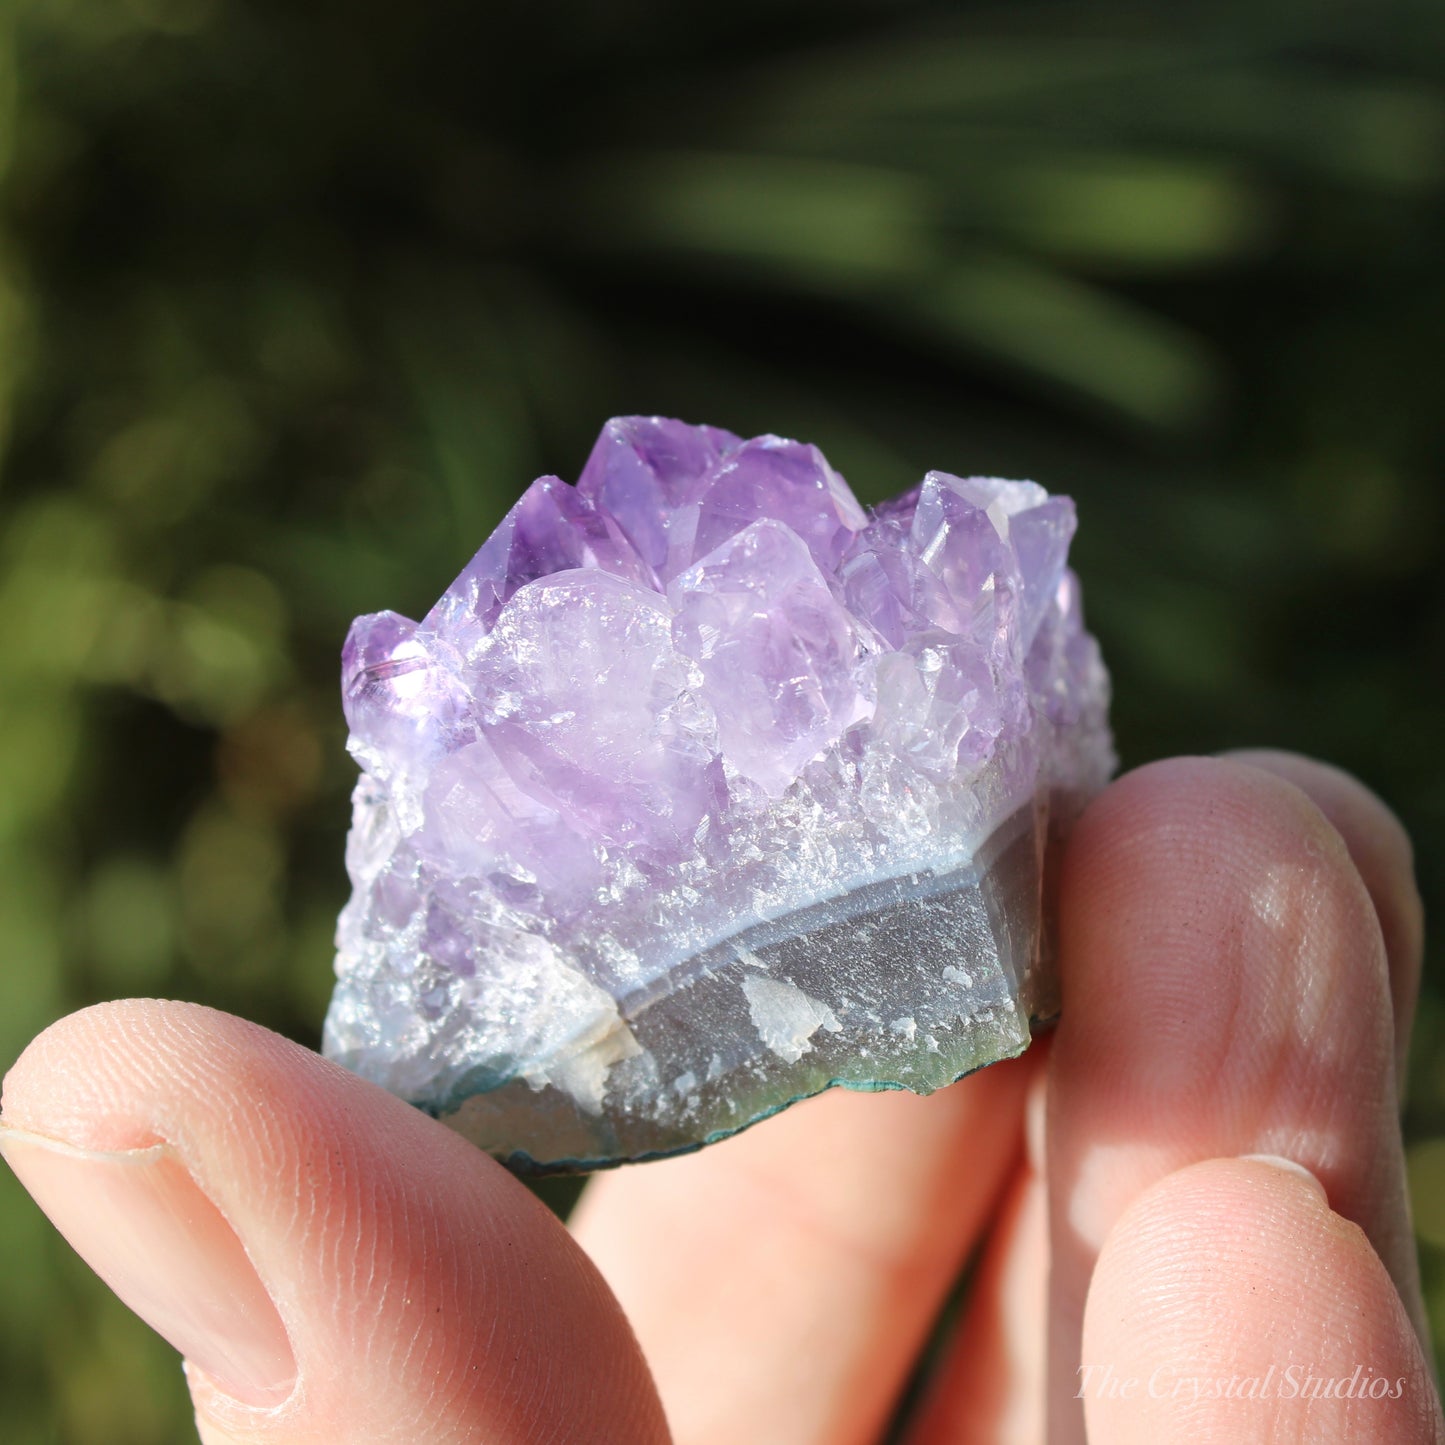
[432, 1008, 1058, 1176]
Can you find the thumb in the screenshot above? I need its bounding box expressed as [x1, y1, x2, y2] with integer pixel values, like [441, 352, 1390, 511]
[1079, 1156, 1443, 1445]
[0, 1000, 668, 1445]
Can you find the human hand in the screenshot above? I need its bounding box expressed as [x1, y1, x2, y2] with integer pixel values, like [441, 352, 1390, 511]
[2, 755, 1441, 1443]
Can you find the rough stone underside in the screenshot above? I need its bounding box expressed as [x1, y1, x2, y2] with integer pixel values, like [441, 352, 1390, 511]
[324, 417, 1114, 1171]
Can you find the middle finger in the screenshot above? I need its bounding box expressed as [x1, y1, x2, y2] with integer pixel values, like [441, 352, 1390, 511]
[572, 1049, 1035, 1445]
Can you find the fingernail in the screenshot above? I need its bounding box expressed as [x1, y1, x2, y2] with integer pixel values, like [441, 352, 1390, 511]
[1239, 1152, 1328, 1201]
[0, 1123, 295, 1406]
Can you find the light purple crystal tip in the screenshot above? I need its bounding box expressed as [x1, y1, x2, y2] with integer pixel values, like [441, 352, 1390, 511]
[325, 417, 1114, 1170]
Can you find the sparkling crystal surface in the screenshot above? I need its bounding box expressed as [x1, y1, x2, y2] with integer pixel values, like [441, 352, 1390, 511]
[325, 417, 1114, 1170]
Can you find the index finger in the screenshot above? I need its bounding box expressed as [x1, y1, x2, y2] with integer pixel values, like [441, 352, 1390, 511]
[1045, 758, 1426, 1443]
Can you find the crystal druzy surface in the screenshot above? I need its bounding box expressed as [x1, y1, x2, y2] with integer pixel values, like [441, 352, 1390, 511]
[325, 417, 1114, 1171]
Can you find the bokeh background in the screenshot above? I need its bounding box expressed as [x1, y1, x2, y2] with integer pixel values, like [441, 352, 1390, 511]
[0, 0, 1442, 1438]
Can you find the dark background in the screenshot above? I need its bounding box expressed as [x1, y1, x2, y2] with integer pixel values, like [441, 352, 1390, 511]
[0, 0, 1442, 1437]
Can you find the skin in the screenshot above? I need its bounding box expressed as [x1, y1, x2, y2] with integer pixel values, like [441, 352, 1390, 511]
[1, 753, 1441, 1443]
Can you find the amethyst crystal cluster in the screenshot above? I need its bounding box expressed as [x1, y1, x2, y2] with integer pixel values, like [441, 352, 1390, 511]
[325, 417, 1113, 1170]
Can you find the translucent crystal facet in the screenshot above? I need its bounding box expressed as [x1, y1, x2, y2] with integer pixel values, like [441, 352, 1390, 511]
[325, 417, 1114, 1171]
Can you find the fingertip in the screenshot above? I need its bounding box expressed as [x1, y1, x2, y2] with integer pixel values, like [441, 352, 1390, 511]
[1056, 754, 1393, 1103]
[2, 1000, 669, 1445]
[1225, 749, 1424, 1085]
[1224, 751, 1417, 894]
[1060, 756, 1348, 946]
[1082, 1157, 1443, 1444]
[1236, 1152, 1329, 1200]
[1046, 756, 1423, 1441]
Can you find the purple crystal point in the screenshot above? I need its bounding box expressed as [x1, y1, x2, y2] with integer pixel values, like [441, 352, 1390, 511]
[689, 435, 869, 576]
[326, 416, 1114, 1171]
[342, 609, 471, 782]
[471, 571, 716, 855]
[422, 474, 654, 657]
[669, 519, 866, 797]
[577, 416, 740, 574]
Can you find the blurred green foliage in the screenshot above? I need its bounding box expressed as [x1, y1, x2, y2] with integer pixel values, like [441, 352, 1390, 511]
[1, 0, 1443, 1437]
